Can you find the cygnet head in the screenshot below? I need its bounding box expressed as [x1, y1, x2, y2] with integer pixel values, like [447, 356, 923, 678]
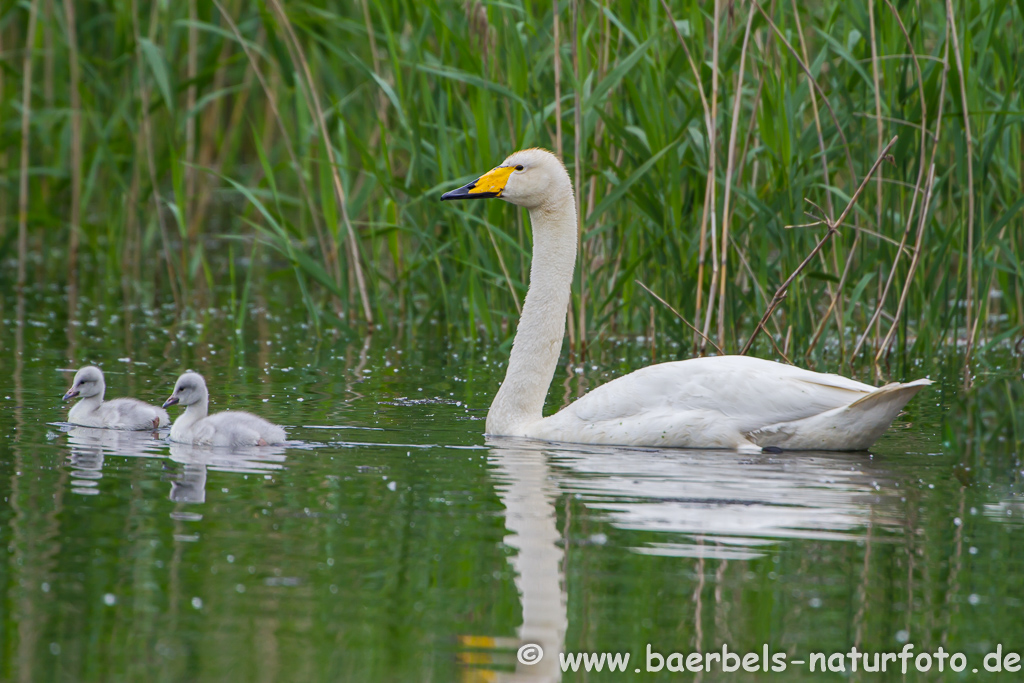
[440, 148, 572, 210]
[64, 366, 105, 401]
[163, 372, 208, 409]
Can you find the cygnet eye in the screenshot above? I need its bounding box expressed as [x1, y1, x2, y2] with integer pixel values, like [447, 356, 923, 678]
[515, 165, 524, 171]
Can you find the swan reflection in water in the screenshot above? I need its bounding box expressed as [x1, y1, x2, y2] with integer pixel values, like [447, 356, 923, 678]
[459, 440, 903, 682]
[63, 425, 287, 505]
[551, 444, 901, 560]
[459, 442, 568, 683]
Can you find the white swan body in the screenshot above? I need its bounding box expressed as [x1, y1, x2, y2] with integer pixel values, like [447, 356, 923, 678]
[63, 365, 169, 430]
[163, 372, 286, 447]
[442, 148, 930, 452]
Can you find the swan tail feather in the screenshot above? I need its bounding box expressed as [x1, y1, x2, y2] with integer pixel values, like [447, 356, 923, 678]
[748, 378, 932, 451]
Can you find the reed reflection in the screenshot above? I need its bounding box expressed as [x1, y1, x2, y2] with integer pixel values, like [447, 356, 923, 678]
[65, 426, 163, 495]
[62, 426, 288, 506]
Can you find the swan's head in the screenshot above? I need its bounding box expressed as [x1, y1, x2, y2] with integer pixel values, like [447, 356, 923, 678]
[163, 372, 208, 409]
[440, 148, 571, 209]
[64, 365, 105, 401]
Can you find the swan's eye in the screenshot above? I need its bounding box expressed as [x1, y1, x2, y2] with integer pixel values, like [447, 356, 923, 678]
[515, 165, 524, 171]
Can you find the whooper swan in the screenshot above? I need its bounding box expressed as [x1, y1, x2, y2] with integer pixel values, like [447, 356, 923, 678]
[63, 365, 170, 430]
[441, 148, 930, 452]
[163, 372, 286, 447]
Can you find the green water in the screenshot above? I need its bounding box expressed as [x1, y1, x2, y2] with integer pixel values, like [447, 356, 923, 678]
[1, 289, 1022, 682]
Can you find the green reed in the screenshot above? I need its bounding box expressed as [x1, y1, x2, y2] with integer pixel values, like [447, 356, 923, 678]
[0, 0, 1021, 369]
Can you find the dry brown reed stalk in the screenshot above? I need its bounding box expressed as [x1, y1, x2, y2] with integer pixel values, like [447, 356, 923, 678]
[972, 212, 1017, 356]
[17, 0, 39, 291]
[649, 304, 656, 361]
[752, 1, 855, 178]
[185, 0, 198, 247]
[853, 112, 934, 137]
[659, 0, 713, 348]
[584, 4, 612, 226]
[61, 0, 82, 342]
[43, 0, 54, 108]
[583, 2, 614, 330]
[876, 164, 936, 360]
[190, 21, 236, 233]
[636, 280, 724, 355]
[484, 225, 521, 315]
[122, 146, 142, 297]
[699, 205, 719, 349]
[62, 0, 82, 283]
[362, 0, 388, 127]
[740, 136, 899, 356]
[211, 0, 331, 273]
[734, 72, 763, 201]
[699, 0, 722, 351]
[553, 0, 574, 349]
[131, 0, 182, 308]
[0, 26, 5, 244]
[578, 3, 615, 344]
[946, 0, 977, 385]
[695, 181, 714, 349]
[877, 18, 951, 362]
[756, 0, 865, 360]
[728, 231, 777, 324]
[868, 0, 885, 350]
[705, 0, 721, 346]
[789, 0, 832, 220]
[850, 0, 930, 361]
[789, 0, 846, 351]
[717, 0, 756, 350]
[572, 0, 586, 355]
[266, 0, 374, 324]
[553, 0, 563, 159]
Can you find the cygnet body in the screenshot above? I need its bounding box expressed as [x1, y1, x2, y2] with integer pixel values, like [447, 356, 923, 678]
[163, 372, 286, 447]
[63, 365, 169, 430]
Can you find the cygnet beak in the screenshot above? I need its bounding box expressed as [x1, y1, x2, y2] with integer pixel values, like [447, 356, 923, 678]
[63, 387, 80, 401]
[162, 395, 180, 409]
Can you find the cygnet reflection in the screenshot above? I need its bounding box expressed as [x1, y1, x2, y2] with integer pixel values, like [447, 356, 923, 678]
[166, 442, 287, 504]
[65, 425, 165, 496]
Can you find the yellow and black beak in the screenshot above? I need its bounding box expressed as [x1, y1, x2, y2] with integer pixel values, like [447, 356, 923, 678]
[441, 165, 515, 201]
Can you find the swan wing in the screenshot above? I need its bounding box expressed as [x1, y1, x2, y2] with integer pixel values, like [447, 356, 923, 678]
[748, 378, 933, 450]
[527, 356, 901, 449]
[565, 356, 872, 426]
[197, 411, 286, 446]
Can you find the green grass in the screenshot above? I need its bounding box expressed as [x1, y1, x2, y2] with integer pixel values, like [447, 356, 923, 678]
[0, 0, 1021, 368]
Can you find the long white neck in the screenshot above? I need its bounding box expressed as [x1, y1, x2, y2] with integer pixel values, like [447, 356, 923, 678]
[487, 192, 577, 435]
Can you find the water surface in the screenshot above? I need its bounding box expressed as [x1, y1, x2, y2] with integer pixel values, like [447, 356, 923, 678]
[1, 289, 1022, 681]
